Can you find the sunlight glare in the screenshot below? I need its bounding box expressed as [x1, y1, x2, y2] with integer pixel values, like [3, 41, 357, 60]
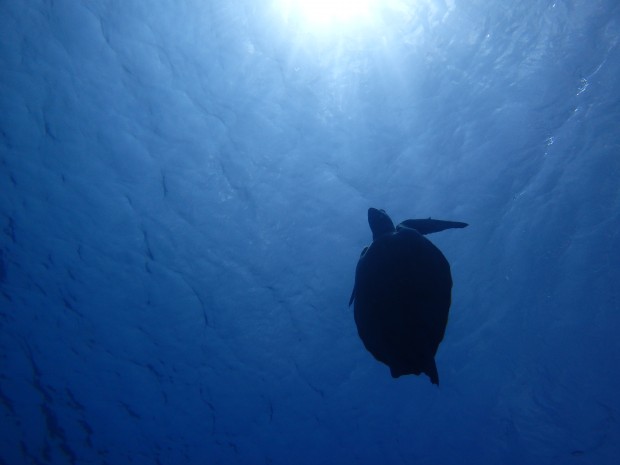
[279, 0, 377, 26]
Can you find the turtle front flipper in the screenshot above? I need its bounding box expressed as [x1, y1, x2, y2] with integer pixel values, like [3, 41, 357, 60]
[399, 218, 468, 235]
[348, 285, 356, 306]
[349, 246, 369, 306]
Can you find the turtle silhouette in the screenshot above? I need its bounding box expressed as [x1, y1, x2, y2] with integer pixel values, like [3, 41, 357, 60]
[349, 208, 468, 385]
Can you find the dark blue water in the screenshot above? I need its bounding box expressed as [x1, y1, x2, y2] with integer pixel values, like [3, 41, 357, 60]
[1, 0, 619, 463]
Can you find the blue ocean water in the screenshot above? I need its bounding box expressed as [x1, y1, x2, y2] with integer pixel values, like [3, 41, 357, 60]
[1, 0, 619, 463]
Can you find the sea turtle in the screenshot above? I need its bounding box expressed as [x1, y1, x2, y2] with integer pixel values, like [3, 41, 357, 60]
[349, 208, 468, 385]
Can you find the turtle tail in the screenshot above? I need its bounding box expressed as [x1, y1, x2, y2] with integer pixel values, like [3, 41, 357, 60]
[425, 357, 440, 386]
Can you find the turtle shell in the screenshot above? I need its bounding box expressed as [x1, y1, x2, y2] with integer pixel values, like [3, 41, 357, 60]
[352, 225, 452, 385]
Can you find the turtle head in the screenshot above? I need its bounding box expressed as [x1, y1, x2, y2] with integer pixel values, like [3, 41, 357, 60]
[368, 208, 395, 240]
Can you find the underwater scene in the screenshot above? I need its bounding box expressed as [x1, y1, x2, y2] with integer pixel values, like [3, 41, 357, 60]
[1, 0, 619, 464]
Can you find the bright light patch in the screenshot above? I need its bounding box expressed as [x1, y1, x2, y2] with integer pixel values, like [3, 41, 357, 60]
[279, 0, 377, 26]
